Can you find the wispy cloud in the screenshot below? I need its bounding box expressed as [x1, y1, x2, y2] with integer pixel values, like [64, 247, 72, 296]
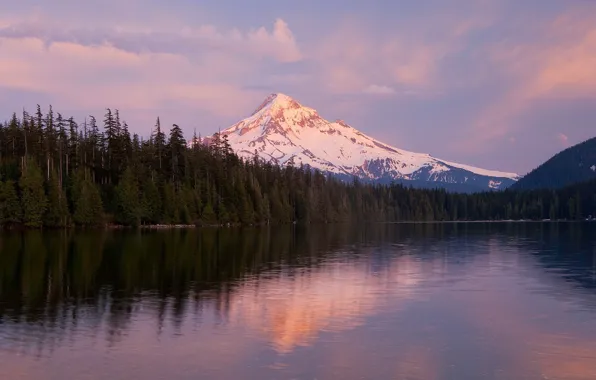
[0, 18, 302, 63]
[557, 133, 569, 147]
[363, 84, 396, 95]
[465, 6, 596, 151]
[0, 16, 304, 127]
[309, 6, 493, 97]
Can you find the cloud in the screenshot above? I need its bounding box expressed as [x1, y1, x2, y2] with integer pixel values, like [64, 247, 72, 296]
[0, 16, 303, 133]
[250, 19, 302, 63]
[0, 17, 302, 63]
[363, 84, 395, 95]
[308, 6, 494, 97]
[557, 133, 569, 147]
[311, 26, 443, 95]
[466, 6, 596, 150]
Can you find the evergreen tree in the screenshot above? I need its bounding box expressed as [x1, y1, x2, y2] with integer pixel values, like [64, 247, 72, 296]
[201, 202, 217, 225]
[20, 158, 48, 227]
[73, 170, 104, 226]
[35, 105, 45, 163]
[122, 121, 133, 163]
[0, 180, 22, 226]
[44, 169, 70, 227]
[140, 174, 162, 224]
[115, 166, 141, 226]
[103, 108, 119, 183]
[568, 197, 576, 220]
[168, 123, 186, 184]
[68, 117, 79, 174]
[261, 193, 271, 224]
[182, 185, 199, 223]
[162, 182, 178, 224]
[549, 202, 557, 220]
[239, 191, 255, 225]
[152, 117, 166, 171]
[575, 191, 582, 220]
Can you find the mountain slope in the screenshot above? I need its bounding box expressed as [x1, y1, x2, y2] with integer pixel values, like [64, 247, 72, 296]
[206, 93, 519, 192]
[512, 137, 596, 191]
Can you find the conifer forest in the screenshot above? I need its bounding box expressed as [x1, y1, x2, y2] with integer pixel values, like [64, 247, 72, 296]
[0, 106, 595, 229]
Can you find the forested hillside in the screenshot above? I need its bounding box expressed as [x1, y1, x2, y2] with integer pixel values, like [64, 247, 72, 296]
[513, 137, 596, 190]
[1, 106, 595, 229]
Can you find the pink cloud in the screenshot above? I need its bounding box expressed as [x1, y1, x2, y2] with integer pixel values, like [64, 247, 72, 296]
[0, 17, 301, 126]
[463, 6, 596, 152]
[0, 17, 302, 64]
[313, 27, 439, 95]
[362, 84, 396, 95]
[557, 133, 569, 147]
[247, 18, 302, 62]
[324, 64, 368, 94]
[310, 7, 494, 97]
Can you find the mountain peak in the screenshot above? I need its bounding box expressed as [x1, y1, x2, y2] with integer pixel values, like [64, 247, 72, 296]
[251, 93, 302, 115]
[210, 94, 519, 191]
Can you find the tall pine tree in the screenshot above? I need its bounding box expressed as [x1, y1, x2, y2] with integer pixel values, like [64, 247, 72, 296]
[20, 158, 48, 227]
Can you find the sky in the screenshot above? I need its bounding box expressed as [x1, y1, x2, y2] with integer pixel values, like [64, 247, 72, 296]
[1, 0, 595, 175]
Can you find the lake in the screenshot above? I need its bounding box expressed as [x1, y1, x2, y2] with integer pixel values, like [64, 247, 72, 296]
[1, 223, 596, 379]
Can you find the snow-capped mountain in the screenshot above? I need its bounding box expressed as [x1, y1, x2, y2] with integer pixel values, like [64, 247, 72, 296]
[205, 93, 519, 192]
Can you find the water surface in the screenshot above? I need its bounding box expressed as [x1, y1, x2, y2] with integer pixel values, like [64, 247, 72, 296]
[1, 223, 596, 379]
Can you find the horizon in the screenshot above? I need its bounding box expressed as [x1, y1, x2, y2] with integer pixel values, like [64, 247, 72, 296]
[2, 0, 595, 174]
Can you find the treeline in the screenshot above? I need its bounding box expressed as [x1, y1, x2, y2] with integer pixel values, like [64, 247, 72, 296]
[1, 106, 595, 228]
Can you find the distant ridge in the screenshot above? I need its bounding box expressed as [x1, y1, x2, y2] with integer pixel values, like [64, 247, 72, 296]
[513, 136, 596, 190]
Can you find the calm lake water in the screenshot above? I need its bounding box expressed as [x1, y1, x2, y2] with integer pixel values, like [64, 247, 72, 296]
[1, 223, 596, 379]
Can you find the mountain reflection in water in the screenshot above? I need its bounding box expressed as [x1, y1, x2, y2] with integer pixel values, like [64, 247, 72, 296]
[1, 223, 596, 379]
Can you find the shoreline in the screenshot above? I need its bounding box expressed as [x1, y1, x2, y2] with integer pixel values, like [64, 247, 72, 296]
[1, 219, 594, 232]
[383, 219, 595, 224]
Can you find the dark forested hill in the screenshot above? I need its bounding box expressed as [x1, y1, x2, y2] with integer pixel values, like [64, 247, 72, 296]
[513, 137, 596, 191]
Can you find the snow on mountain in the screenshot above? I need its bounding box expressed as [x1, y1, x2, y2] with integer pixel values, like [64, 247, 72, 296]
[204, 93, 519, 191]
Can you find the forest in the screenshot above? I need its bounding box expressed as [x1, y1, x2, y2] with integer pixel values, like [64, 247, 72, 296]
[1, 106, 595, 228]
